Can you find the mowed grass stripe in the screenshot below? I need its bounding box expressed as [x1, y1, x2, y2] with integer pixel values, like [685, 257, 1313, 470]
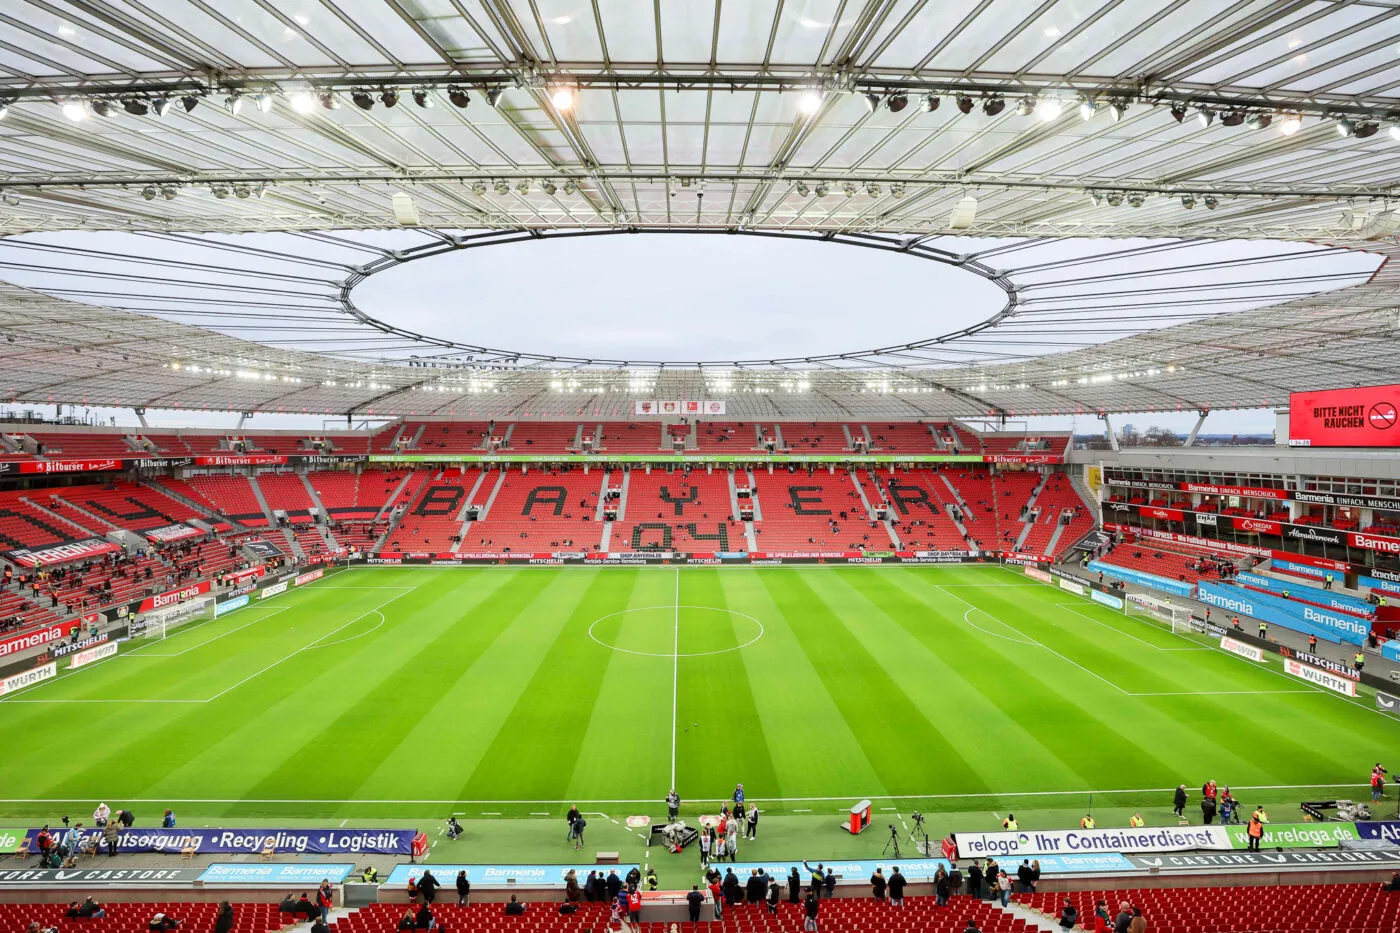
[711, 569, 889, 802]
[759, 568, 991, 796]
[460, 569, 650, 801]
[178, 568, 529, 809]
[825, 568, 1091, 793]
[564, 571, 677, 801]
[673, 569, 782, 803]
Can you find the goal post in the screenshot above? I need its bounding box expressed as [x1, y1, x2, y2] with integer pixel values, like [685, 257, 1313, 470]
[134, 598, 210, 640]
[1125, 593, 1193, 634]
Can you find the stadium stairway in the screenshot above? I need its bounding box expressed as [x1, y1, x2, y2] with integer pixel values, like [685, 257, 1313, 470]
[246, 474, 277, 526]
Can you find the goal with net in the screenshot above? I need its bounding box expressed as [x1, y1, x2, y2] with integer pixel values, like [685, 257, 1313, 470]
[1125, 592, 1194, 634]
[133, 598, 210, 639]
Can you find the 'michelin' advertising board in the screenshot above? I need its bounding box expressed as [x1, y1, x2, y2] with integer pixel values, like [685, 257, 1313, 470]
[1289, 383, 1400, 447]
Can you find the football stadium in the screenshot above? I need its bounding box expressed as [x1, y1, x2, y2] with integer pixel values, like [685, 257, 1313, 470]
[3, 3, 1400, 932]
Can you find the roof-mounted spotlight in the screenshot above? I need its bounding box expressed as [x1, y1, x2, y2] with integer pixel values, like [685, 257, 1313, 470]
[160, 185, 177, 200]
[1244, 112, 1272, 129]
[380, 89, 399, 108]
[542, 180, 557, 195]
[1105, 191, 1123, 207]
[1336, 117, 1356, 137]
[550, 86, 575, 110]
[887, 93, 908, 112]
[447, 87, 470, 108]
[1354, 121, 1380, 139]
[493, 179, 509, 195]
[1220, 110, 1246, 127]
[233, 184, 251, 199]
[122, 98, 149, 116]
[151, 97, 171, 117]
[1107, 100, 1127, 122]
[1169, 102, 1187, 123]
[411, 89, 434, 108]
[1015, 98, 1034, 116]
[1126, 192, 1145, 208]
[320, 91, 340, 110]
[1088, 191, 1104, 207]
[61, 99, 88, 121]
[1034, 98, 1062, 121]
[1180, 194, 1195, 209]
[797, 89, 822, 114]
[982, 96, 1005, 116]
[866, 182, 881, 196]
[863, 92, 881, 112]
[255, 92, 274, 113]
[1203, 195, 1218, 210]
[814, 182, 830, 197]
[225, 94, 244, 115]
[470, 180, 486, 195]
[485, 87, 505, 108]
[795, 181, 809, 197]
[1277, 113, 1302, 136]
[211, 186, 230, 199]
[1196, 108, 1215, 128]
[920, 93, 939, 113]
[90, 99, 114, 117]
[0, 101, 9, 120]
[289, 90, 317, 114]
[563, 179, 578, 195]
[1078, 99, 1097, 121]
[955, 94, 974, 114]
[351, 90, 374, 110]
[515, 180, 530, 194]
[890, 182, 905, 198]
[180, 95, 200, 113]
[841, 181, 857, 197]
[140, 185, 157, 201]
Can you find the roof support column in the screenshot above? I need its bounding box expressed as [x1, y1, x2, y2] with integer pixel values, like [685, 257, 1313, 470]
[1184, 410, 1210, 447]
[1099, 413, 1120, 452]
[133, 407, 148, 429]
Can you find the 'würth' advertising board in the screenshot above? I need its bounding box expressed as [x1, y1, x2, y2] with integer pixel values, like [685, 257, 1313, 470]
[1289, 384, 1400, 448]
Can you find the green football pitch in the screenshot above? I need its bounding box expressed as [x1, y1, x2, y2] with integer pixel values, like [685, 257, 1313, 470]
[0, 564, 1391, 849]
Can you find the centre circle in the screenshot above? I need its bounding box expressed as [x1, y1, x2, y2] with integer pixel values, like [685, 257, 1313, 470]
[588, 605, 765, 657]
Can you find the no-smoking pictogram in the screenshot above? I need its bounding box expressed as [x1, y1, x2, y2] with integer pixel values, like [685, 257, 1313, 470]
[1369, 401, 1398, 430]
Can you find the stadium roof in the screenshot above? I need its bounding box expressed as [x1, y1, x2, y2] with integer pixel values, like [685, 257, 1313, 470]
[1, 0, 1399, 419]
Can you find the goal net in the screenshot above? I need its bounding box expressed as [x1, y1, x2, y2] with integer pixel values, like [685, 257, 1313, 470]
[133, 598, 210, 639]
[1125, 593, 1193, 634]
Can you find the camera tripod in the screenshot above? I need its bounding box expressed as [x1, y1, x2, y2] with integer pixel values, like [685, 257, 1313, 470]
[882, 824, 901, 859]
[910, 814, 931, 856]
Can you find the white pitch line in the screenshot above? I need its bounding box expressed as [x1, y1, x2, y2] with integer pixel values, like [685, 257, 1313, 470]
[0, 783, 1375, 805]
[1052, 602, 1208, 651]
[123, 606, 291, 658]
[202, 588, 416, 702]
[669, 566, 680, 791]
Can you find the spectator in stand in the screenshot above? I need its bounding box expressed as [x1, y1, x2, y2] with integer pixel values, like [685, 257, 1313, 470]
[148, 913, 180, 932]
[1113, 901, 1133, 933]
[78, 898, 105, 919]
[101, 819, 119, 857]
[396, 910, 414, 930]
[869, 867, 886, 901]
[686, 885, 704, 922]
[803, 889, 819, 932]
[1058, 900, 1079, 931]
[891, 866, 908, 907]
[503, 895, 525, 917]
[413, 903, 434, 930]
[213, 903, 233, 933]
[416, 870, 438, 905]
[1127, 907, 1146, 933]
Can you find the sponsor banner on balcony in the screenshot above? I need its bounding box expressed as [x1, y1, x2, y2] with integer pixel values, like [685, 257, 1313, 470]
[1108, 525, 1271, 559]
[1197, 581, 1367, 645]
[67, 642, 117, 670]
[1105, 477, 1177, 491]
[4, 537, 120, 568]
[144, 523, 202, 543]
[0, 457, 125, 475]
[197, 863, 356, 885]
[1220, 635, 1265, 662]
[1284, 657, 1358, 696]
[984, 453, 1064, 464]
[1193, 512, 1218, 526]
[27, 828, 419, 856]
[1236, 571, 1373, 616]
[1295, 490, 1400, 510]
[1349, 531, 1400, 555]
[0, 621, 81, 659]
[1180, 482, 1289, 500]
[1127, 850, 1400, 871]
[1231, 517, 1282, 535]
[0, 662, 56, 695]
[1282, 525, 1345, 546]
[135, 580, 212, 614]
[953, 826, 1230, 859]
[194, 454, 288, 466]
[0, 866, 205, 885]
[1086, 560, 1195, 598]
[1140, 505, 1185, 522]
